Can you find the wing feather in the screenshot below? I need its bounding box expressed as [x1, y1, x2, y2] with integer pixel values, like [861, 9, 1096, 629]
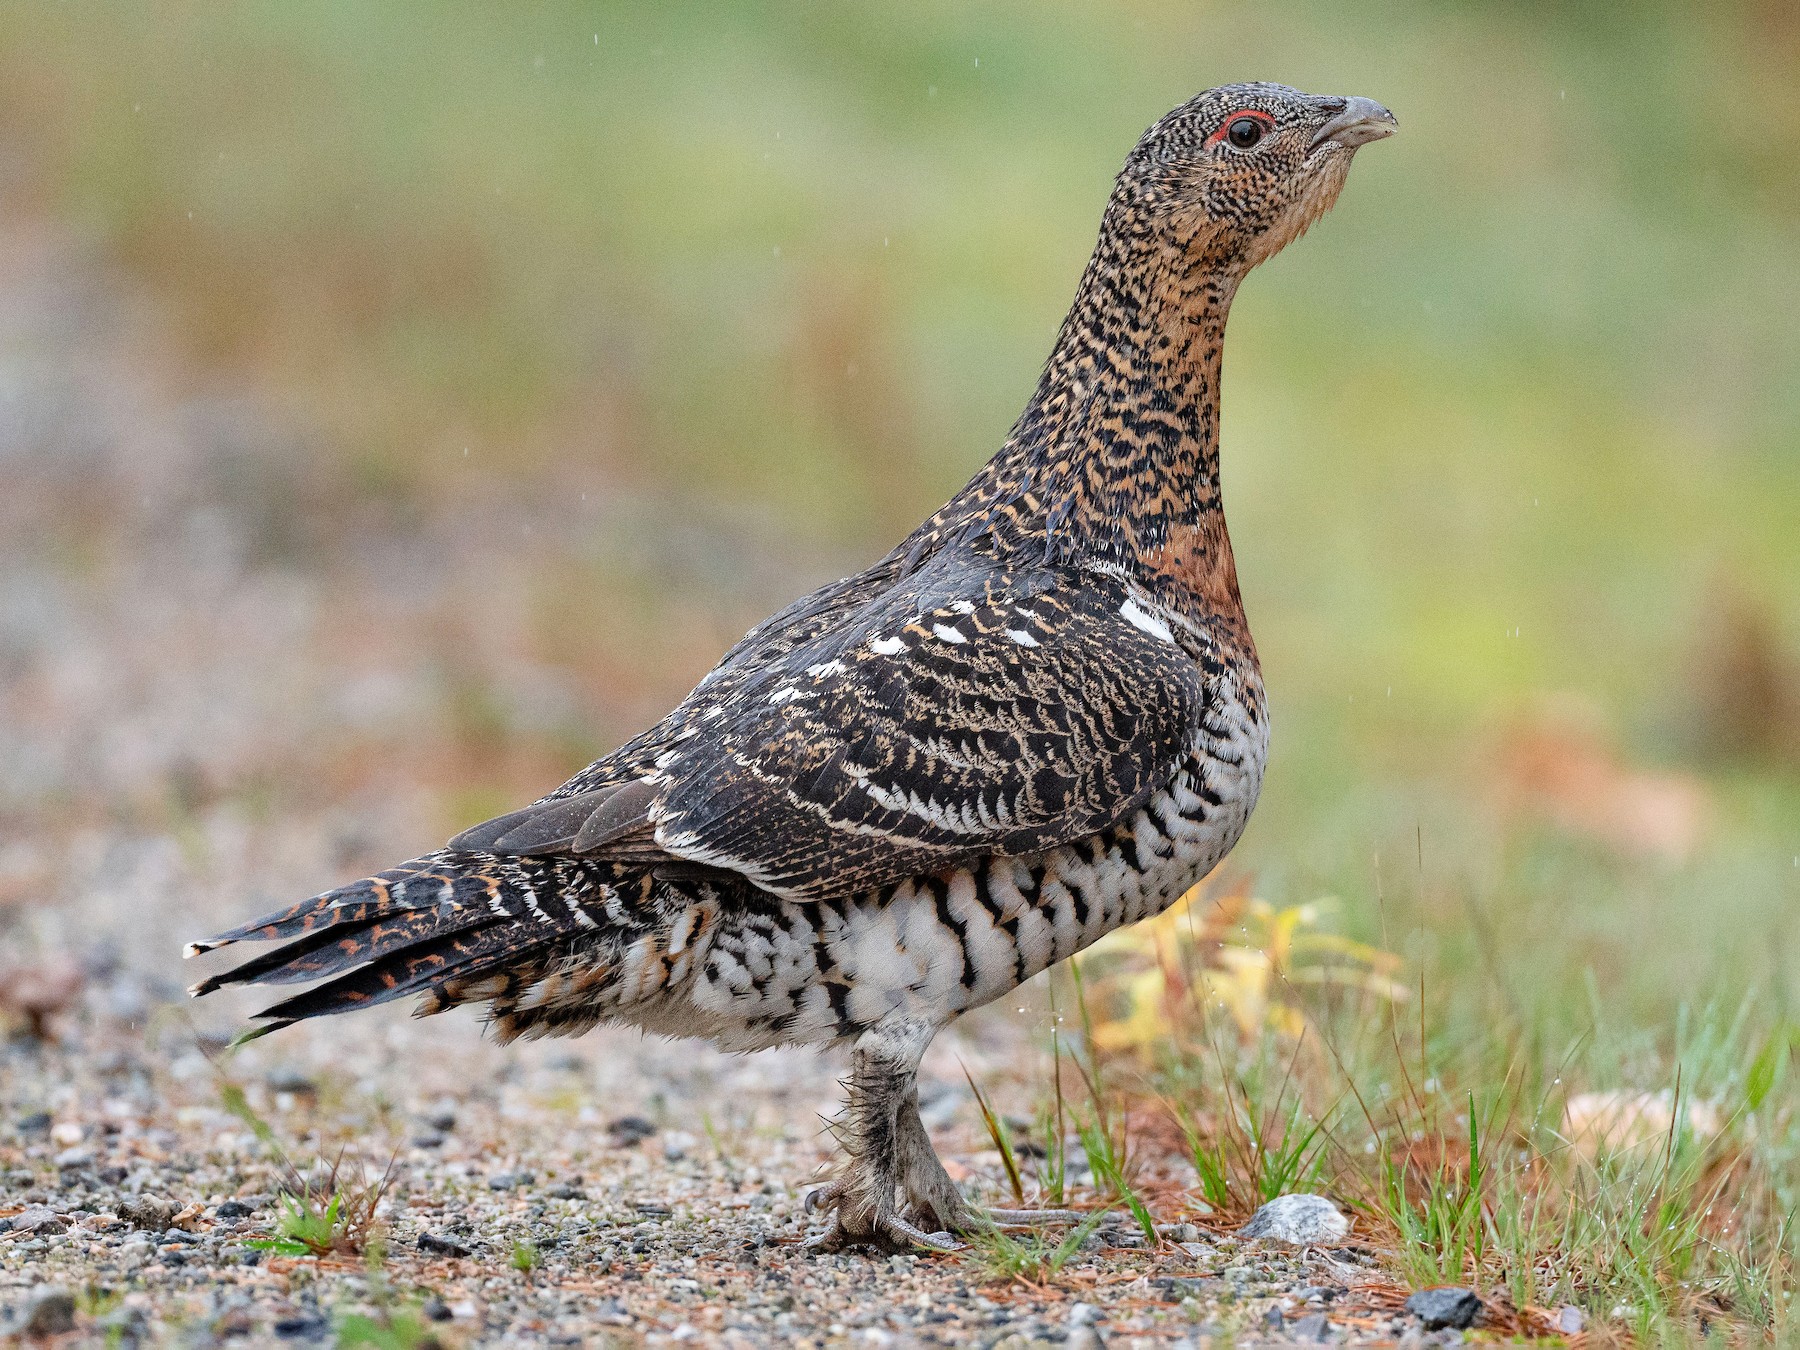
[452, 557, 1209, 905]
[652, 560, 1205, 899]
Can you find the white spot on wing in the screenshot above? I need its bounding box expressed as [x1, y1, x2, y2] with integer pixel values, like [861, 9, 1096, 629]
[931, 623, 967, 645]
[868, 635, 906, 656]
[1119, 597, 1175, 644]
[807, 659, 847, 678]
[948, 599, 977, 615]
[1005, 628, 1040, 647]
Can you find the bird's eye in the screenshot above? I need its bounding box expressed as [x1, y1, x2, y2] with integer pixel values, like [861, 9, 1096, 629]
[1227, 116, 1265, 149]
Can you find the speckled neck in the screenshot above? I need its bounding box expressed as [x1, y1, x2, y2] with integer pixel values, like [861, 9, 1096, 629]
[904, 185, 1250, 629]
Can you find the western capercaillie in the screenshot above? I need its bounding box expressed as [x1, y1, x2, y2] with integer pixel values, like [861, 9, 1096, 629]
[189, 83, 1396, 1251]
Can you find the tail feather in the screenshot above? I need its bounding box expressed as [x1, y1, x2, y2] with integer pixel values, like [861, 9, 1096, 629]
[186, 858, 522, 955]
[185, 869, 415, 954]
[249, 921, 543, 1024]
[186, 851, 619, 1034]
[188, 922, 379, 997]
[189, 907, 502, 997]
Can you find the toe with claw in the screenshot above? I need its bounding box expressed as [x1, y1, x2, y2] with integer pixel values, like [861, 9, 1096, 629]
[804, 1183, 961, 1252]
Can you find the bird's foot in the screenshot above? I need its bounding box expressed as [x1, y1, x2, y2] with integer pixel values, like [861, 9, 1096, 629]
[803, 1183, 961, 1253]
[803, 1186, 1088, 1251]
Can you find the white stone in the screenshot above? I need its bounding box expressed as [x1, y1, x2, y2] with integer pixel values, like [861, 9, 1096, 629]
[1236, 1193, 1350, 1245]
[1067, 1302, 1102, 1327]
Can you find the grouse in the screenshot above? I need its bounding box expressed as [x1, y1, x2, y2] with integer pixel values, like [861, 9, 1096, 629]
[189, 83, 1396, 1251]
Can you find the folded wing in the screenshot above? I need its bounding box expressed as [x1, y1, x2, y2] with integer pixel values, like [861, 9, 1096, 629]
[458, 559, 1208, 902]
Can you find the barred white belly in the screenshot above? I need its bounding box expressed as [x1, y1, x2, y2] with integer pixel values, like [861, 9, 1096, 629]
[668, 681, 1268, 1052]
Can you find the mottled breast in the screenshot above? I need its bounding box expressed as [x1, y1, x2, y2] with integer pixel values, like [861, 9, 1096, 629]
[683, 636, 1267, 1050]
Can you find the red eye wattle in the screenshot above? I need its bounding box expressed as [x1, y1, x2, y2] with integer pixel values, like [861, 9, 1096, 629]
[1208, 110, 1274, 149]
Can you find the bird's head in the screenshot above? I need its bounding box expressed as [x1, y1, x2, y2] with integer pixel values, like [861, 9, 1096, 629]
[1119, 82, 1397, 273]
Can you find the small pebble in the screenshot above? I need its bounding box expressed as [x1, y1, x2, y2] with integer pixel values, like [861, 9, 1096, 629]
[1405, 1286, 1483, 1330]
[119, 1195, 178, 1230]
[608, 1114, 657, 1145]
[23, 1288, 77, 1338]
[418, 1231, 472, 1257]
[1292, 1311, 1332, 1341]
[7, 1207, 68, 1235]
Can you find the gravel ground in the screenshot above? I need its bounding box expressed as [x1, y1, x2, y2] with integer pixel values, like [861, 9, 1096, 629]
[0, 203, 1491, 1347]
[4, 1002, 1431, 1348]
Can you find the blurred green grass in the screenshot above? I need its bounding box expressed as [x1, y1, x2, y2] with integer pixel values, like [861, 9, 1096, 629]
[3, 0, 1798, 1034]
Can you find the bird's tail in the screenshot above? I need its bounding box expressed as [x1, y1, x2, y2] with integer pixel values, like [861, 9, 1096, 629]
[186, 850, 627, 1042]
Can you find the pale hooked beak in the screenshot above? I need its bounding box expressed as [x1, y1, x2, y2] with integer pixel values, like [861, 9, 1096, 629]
[1310, 96, 1398, 151]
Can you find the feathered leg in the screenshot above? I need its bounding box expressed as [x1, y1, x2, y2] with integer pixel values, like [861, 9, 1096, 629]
[806, 1019, 1086, 1252]
[805, 1018, 959, 1252]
